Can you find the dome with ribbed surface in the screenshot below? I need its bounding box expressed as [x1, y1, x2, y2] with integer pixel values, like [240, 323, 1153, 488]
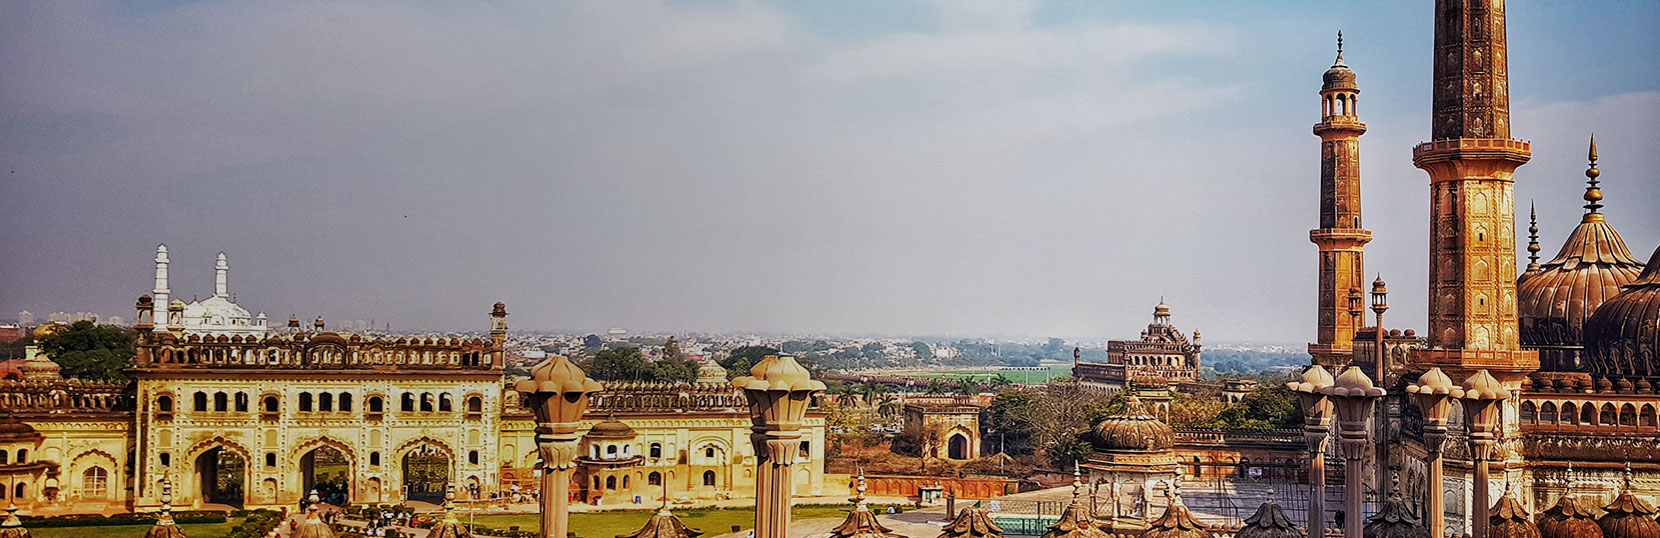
[1490, 491, 1541, 538]
[0, 502, 29, 538]
[1363, 494, 1427, 538]
[1142, 493, 1214, 538]
[1595, 482, 1659, 538]
[1517, 213, 1644, 354]
[588, 415, 637, 440]
[1235, 498, 1303, 538]
[1539, 494, 1603, 538]
[1584, 245, 1660, 377]
[1091, 397, 1173, 452]
[939, 507, 1003, 538]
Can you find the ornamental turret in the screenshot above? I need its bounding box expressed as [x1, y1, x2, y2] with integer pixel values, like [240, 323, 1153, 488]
[1310, 32, 1372, 368]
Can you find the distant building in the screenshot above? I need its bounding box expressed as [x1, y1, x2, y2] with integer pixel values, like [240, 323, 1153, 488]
[17, 311, 33, 326]
[1074, 301, 1203, 390]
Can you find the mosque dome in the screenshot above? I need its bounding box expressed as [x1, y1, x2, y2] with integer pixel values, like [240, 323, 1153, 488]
[587, 415, 637, 440]
[0, 416, 41, 444]
[1235, 498, 1304, 538]
[31, 322, 64, 340]
[20, 346, 60, 381]
[696, 360, 729, 385]
[1490, 491, 1542, 538]
[1091, 397, 1174, 452]
[1154, 301, 1171, 319]
[1584, 245, 1660, 377]
[1518, 139, 1645, 357]
[1596, 480, 1660, 538]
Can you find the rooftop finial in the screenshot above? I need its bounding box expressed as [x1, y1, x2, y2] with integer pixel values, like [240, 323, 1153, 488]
[1071, 462, 1083, 503]
[1584, 134, 1603, 216]
[1336, 30, 1345, 63]
[1526, 200, 1541, 271]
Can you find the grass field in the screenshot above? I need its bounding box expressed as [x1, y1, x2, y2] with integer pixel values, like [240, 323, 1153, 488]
[467, 505, 860, 538]
[29, 520, 241, 538]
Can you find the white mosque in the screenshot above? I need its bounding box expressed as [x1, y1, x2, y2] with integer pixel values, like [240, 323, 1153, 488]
[151, 245, 268, 336]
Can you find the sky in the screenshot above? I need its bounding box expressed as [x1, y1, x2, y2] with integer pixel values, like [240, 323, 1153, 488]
[2, 1, 1657, 342]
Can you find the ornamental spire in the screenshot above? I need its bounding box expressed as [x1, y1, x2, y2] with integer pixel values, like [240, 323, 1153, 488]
[1584, 135, 1604, 216]
[1526, 201, 1542, 272]
[1335, 31, 1345, 65]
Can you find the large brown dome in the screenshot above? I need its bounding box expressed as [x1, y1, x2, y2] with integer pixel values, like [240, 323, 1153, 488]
[1091, 397, 1173, 452]
[1517, 213, 1643, 352]
[1584, 245, 1660, 377]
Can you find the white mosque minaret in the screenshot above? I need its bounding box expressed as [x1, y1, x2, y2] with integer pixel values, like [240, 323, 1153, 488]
[151, 245, 267, 336]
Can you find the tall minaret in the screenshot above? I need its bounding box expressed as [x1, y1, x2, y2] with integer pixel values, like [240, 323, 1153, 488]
[214, 252, 229, 298]
[153, 245, 171, 330]
[1308, 33, 1371, 369]
[1411, 0, 1536, 377]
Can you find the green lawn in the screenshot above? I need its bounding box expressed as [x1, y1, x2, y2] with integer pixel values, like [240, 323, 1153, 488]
[467, 505, 858, 538]
[30, 520, 241, 538]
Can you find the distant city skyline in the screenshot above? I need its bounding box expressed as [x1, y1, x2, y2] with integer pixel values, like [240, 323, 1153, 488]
[3, 2, 1657, 342]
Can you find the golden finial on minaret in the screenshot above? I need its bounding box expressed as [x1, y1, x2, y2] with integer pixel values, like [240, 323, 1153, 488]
[1335, 30, 1344, 63]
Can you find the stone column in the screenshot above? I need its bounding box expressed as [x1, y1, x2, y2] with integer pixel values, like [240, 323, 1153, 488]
[1456, 370, 1508, 538]
[735, 355, 824, 538]
[1322, 366, 1382, 538]
[1407, 367, 1456, 538]
[1290, 365, 1336, 537]
[515, 355, 603, 538]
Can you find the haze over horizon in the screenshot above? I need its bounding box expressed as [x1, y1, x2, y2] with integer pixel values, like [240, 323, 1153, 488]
[4, 1, 1658, 342]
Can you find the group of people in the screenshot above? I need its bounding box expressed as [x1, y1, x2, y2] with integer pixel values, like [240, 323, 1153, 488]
[361, 508, 415, 536]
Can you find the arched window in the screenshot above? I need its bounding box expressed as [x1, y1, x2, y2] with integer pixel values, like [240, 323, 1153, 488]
[234, 392, 248, 413]
[15, 449, 25, 463]
[12, 483, 23, 500]
[439, 394, 453, 413]
[420, 393, 434, 413]
[402, 393, 415, 412]
[648, 472, 662, 486]
[702, 471, 716, 487]
[370, 452, 381, 466]
[606, 476, 616, 489]
[649, 443, 662, 459]
[300, 392, 313, 412]
[0, 452, 7, 464]
[1541, 402, 1558, 425]
[214, 392, 228, 412]
[266, 453, 276, 467]
[469, 451, 479, 465]
[369, 396, 384, 413]
[1601, 404, 1616, 426]
[1520, 402, 1537, 424]
[159, 453, 169, 466]
[622, 475, 629, 488]
[339, 393, 353, 412]
[705, 447, 715, 458]
[156, 395, 173, 413]
[1562, 403, 1578, 425]
[594, 477, 601, 490]
[81, 467, 109, 498]
[607, 445, 619, 459]
[467, 396, 482, 415]
[320, 392, 334, 412]
[193, 392, 208, 412]
[263, 395, 279, 414]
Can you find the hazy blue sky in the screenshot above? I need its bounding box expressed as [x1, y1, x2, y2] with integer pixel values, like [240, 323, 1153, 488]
[3, 1, 1657, 341]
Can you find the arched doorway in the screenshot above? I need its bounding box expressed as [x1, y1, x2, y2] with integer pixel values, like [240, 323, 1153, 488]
[947, 433, 969, 460]
[402, 443, 450, 504]
[196, 447, 247, 507]
[300, 446, 352, 506]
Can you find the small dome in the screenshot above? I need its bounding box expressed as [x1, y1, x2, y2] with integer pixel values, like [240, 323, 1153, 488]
[1517, 213, 1643, 353]
[940, 507, 1004, 538]
[1236, 498, 1304, 538]
[1323, 62, 1357, 91]
[588, 415, 637, 439]
[1143, 494, 1214, 538]
[1583, 245, 1660, 377]
[1154, 301, 1171, 318]
[1363, 494, 1427, 538]
[0, 415, 41, 444]
[1091, 397, 1174, 452]
[1490, 491, 1542, 538]
[1596, 483, 1660, 538]
[1539, 495, 1603, 538]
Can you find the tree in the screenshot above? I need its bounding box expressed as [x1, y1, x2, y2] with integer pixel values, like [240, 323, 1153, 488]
[36, 321, 135, 382]
[583, 346, 650, 381]
[719, 345, 778, 375]
[651, 355, 699, 384]
[1211, 385, 1301, 429]
[910, 342, 933, 360]
[1167, 392, 1229, 427]
[582, 334, 603, 348]
[984, 390, 1041, 456]
[662, 336, 683, 362]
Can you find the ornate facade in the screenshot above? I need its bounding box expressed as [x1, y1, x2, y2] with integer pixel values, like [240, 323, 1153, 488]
[0, 251, 823, 514]
[1075, 302, 1202, 390]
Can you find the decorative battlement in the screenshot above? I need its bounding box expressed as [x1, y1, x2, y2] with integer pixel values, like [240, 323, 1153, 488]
[1410, 348, 1539, 375]
[136, 331, 500, 371]
[0, 379, 133, 415]
[1412, 138, 1532, 170]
